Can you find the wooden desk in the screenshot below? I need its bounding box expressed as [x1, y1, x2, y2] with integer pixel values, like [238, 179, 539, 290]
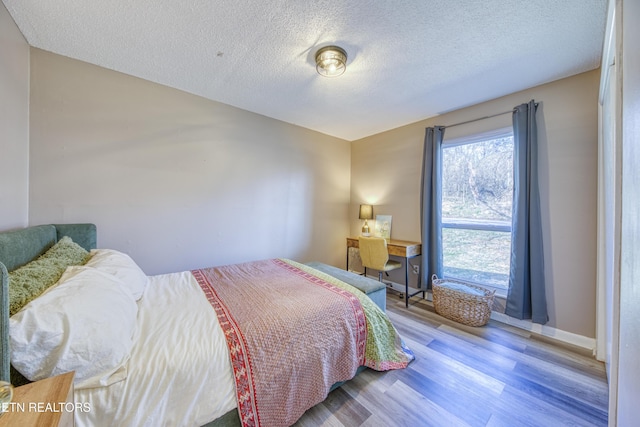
[0, 371, 75, 426]
[347, 237, 424, 307]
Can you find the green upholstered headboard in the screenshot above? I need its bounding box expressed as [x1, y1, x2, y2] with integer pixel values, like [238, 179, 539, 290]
[0, 223, 97, 382]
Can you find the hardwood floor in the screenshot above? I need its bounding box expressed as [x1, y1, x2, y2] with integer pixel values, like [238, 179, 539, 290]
[294, 293, 609, 427]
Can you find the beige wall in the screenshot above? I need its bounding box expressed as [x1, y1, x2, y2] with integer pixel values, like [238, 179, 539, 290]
[0, 3, 29, 230]
[28, 49, 351, 275]
[351, 70, 600, 338]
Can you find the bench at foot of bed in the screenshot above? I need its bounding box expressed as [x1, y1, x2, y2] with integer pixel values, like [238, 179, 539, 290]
[305, 261, 387, 312]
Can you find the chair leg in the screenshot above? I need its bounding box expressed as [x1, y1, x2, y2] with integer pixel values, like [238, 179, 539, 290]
[381, 271, 405, 299]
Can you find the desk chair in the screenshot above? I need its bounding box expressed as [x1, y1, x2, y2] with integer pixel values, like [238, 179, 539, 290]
[358, 236, 403, 295]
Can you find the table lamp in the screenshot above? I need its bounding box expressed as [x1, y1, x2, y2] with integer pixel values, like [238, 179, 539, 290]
[359, 204, 373, 236]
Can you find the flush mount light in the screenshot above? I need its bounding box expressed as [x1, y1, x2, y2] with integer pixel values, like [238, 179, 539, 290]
[315, 45, 347, 77]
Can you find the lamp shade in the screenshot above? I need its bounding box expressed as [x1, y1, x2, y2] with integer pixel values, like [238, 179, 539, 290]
[359, 204, 373, 220]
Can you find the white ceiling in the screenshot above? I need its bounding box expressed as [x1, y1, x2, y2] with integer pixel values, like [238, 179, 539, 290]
[3, 0, 607, 141]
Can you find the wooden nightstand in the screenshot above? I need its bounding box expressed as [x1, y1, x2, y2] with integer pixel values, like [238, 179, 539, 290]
[0, 371, 75, 426]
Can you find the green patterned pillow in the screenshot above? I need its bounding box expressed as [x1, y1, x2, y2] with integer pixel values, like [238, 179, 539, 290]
[8, 236, 91, 316]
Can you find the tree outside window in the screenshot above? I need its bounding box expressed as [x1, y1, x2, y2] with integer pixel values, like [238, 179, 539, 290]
[441, 131, 514, 293]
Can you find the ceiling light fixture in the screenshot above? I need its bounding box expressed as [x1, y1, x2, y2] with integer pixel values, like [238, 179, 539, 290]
[315, 46, 347, 77]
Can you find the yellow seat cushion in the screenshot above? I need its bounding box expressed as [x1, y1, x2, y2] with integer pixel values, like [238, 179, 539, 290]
[381, 260, 402, 271]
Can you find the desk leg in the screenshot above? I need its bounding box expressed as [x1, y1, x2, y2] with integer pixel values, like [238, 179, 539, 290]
[405, 260, 409, 308]
[346, 249, 349, 272]
[405, 256, 427, 307]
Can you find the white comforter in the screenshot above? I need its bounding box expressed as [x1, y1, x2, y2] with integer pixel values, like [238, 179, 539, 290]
[75, 271, 237, 427]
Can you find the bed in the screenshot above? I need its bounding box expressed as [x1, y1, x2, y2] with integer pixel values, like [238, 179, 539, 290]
[0, 224, 414, 426]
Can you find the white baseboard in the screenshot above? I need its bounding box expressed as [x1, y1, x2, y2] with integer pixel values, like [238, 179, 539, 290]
[489, 311, 596, 353]
[374, 277, 596, 354]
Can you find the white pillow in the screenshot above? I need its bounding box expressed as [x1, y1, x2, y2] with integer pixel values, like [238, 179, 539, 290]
[86, 249, 148, 300]
[10, 266, 138, 389]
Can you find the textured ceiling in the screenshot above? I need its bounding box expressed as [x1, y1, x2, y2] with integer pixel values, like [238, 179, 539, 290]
[3, 0, 607, 141]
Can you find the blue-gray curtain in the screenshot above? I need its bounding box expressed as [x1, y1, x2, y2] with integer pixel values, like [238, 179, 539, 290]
[420, 126, 445, 289]
[506, 100, 548, 324]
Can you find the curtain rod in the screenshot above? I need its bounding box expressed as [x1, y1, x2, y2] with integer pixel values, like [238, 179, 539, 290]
[443, 101, 539, 129]
[443, 109, 514, 129]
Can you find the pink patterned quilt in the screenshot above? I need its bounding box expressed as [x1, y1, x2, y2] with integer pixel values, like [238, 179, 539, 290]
[192, 258, 413, 427]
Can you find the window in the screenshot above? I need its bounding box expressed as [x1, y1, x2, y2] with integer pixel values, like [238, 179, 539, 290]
[441, 129, 514, 294]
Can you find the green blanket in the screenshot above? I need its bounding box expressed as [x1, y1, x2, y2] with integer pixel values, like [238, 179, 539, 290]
[284, 259, 415, 370]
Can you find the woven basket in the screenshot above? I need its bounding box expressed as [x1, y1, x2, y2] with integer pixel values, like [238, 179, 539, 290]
[431, 275, 495, 327]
